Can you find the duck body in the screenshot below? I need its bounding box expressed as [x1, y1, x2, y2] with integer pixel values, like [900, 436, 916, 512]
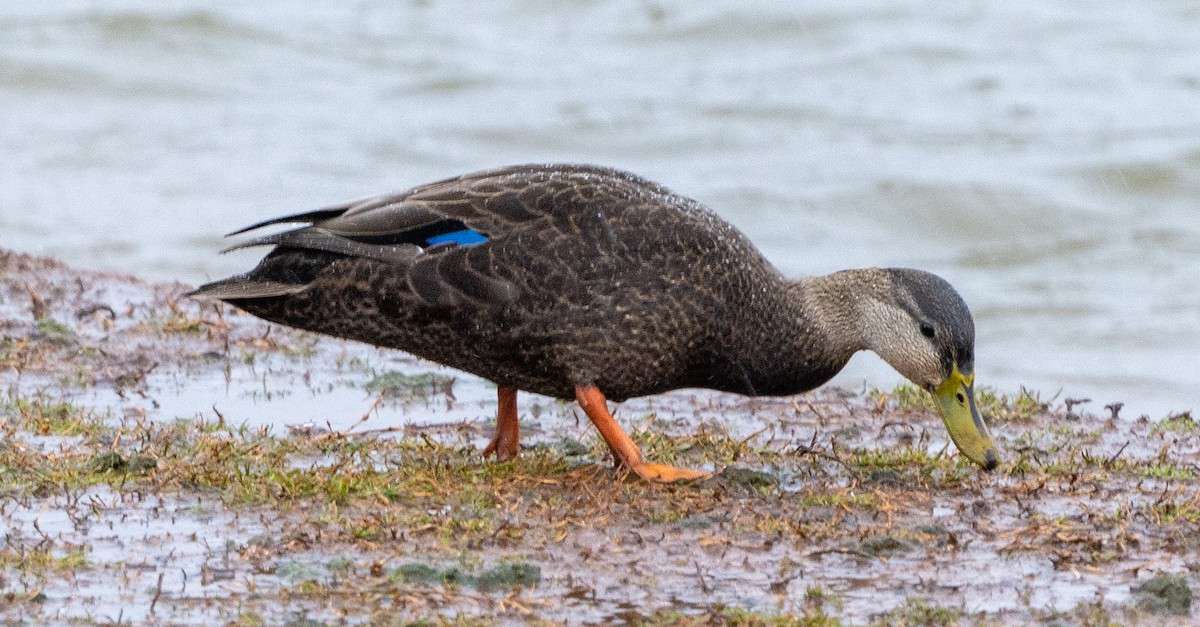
[193, 163, 998, 479]
[200, 164, 850, 401]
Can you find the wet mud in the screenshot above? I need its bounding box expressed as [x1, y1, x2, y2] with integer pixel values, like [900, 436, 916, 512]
[1, 249, 1197, 625]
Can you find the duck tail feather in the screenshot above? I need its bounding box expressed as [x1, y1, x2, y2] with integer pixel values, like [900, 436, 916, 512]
[186, 277, 309, 301]
[222, 227, 423, 264]
[225, 208, 349, 237]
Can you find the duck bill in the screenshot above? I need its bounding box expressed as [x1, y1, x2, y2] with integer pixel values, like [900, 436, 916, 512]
[932, 367, 999, 470]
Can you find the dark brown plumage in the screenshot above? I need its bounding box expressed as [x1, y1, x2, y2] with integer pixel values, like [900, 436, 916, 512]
[191, 163, 997, 480]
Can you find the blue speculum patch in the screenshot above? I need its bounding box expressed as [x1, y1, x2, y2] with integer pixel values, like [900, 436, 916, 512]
[425, 229, 488, 247]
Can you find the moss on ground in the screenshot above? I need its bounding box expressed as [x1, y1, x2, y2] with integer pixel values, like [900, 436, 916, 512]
[2, 249, 1199, 624]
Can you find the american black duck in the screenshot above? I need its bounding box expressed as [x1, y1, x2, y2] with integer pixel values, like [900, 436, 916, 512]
[190, 164, 998, 481]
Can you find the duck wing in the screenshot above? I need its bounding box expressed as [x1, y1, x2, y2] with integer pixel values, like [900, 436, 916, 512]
[189, 163, 675, 306]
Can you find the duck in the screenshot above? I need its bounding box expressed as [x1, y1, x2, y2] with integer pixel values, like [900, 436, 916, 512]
[190, 163, 998, 481]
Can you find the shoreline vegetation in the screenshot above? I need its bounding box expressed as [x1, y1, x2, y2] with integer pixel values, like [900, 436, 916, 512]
[1, 249, 1196, 625]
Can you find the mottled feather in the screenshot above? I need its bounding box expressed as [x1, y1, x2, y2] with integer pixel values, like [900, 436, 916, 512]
[189, 164, 974, 404]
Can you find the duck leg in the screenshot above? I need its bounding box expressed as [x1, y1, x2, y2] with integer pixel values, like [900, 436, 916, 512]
[482, 386, 520, 460]
[574, 385, 710, 483]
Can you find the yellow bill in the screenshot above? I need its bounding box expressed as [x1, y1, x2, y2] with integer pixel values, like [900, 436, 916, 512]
[932, 366, 999, 470]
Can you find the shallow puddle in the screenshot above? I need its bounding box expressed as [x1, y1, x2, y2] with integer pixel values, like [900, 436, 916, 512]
[3, 252, 1198, 624]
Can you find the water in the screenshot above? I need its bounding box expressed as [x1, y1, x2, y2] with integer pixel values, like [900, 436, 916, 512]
[2, 1, 1197, 417]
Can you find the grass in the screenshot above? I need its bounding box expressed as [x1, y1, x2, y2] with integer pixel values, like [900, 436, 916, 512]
[1, 393, 110, 438]
[0, 545, 91, 577]
[1134, 573, 1193, 615]
[873, 383, 1049, 424]
[1153, 411, 1197, 434]
[641, 607, 842, 626]
[871, 597, 963, 626]
[365, 371, 456, 399]
[387, 560, 541, 591]
[3, 255, 1199, 624]
[3, 372, 1198, 623]
[34, 317, 75, 346]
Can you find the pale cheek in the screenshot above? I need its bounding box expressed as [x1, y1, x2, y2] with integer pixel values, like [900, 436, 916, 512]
[925, 363, 945, 387]
[915, 346, 944, 387]
[891, 339, 942, 387]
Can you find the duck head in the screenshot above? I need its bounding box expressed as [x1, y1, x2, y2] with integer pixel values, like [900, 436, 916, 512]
[856, 268, 999, 470]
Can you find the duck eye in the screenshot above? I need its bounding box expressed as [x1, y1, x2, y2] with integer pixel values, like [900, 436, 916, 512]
[919, 323, 936, 339]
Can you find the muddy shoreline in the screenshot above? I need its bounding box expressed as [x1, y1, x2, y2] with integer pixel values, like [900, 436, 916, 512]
[1, 249, 1196, 625]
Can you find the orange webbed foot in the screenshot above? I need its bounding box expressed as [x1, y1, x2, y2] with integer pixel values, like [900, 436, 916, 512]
[482, 386, 520, 461]
[625, 462, 712, 483]
[575, 385, 709, 484]
[481, 432, 519, 461]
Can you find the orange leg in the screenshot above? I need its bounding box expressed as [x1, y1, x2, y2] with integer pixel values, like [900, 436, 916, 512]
[574, 385, 710, 483]
[482, 386, 520, 460]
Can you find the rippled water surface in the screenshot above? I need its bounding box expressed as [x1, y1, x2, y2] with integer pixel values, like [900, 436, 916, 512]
[3, 1, 1198, 416]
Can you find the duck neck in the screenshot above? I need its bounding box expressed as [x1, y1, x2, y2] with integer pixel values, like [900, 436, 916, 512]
[718, 269, 884, 397]
[797, 266, 895, 352]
